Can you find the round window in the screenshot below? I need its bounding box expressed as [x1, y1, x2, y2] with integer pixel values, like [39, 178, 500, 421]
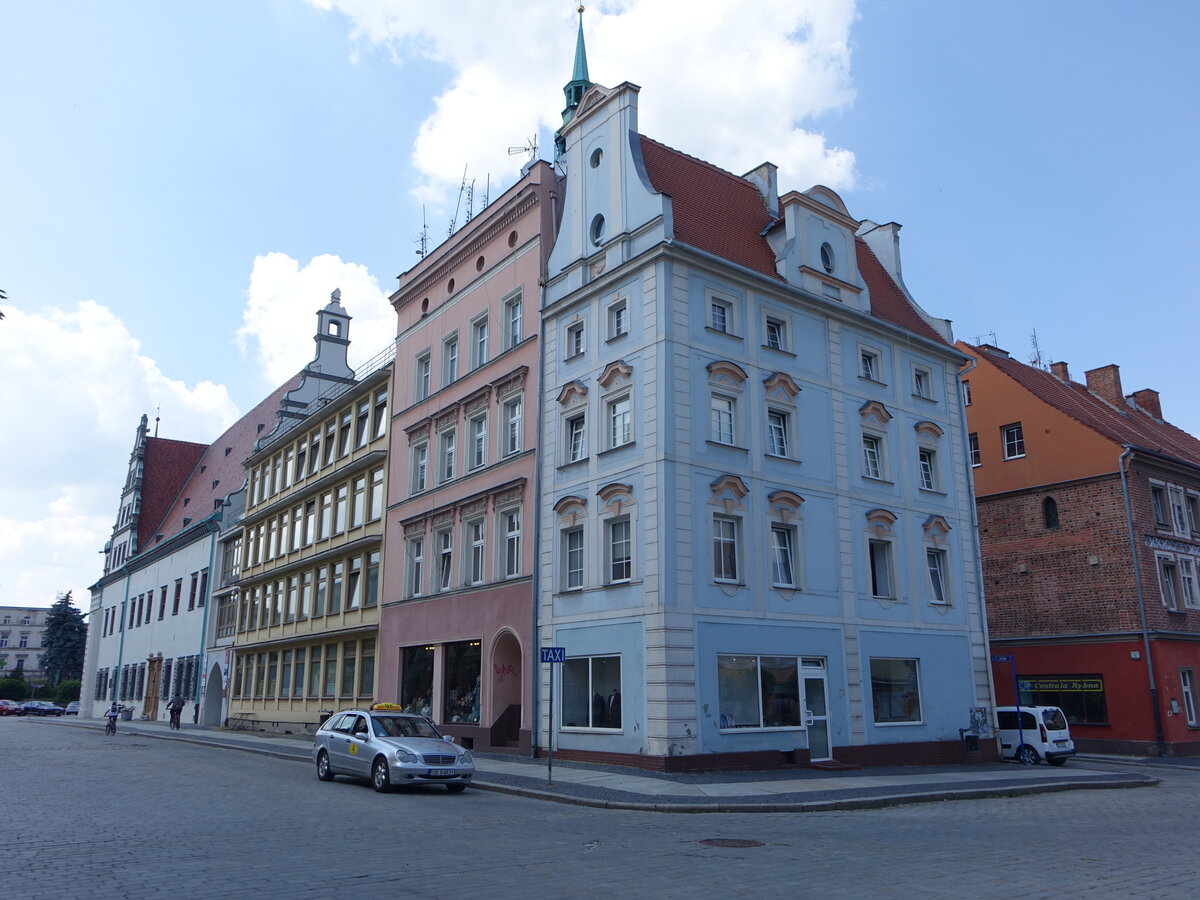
[507, 230, 518, 248]
[590, 214, 606, 246]
[589, 147, 603, 168]
[447, 278, 455, 294]
[820, 242, 835, 274]
[475, 255, 485, 272]
[420, 298, 429, 316]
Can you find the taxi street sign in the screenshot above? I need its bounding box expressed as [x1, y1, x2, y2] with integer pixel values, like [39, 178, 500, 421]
[541, 647, 566, 664]
[991, 654, 1014, 663]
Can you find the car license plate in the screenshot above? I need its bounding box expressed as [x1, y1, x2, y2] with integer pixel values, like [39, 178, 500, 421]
[1055, 740, 1067, 747]
[428, 768, 456, 777]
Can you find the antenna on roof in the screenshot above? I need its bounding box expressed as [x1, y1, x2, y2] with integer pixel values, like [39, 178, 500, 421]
[414, 206, 428, 259]
[1029, 329, 1046, 370]
[509, 134, 538, 173]
[464, 177, 476, 225]
[448, 165, 469, 236]
[482, 174, 490, 211]
[972, 330, 999, 347]
[154, 403, 160, 437]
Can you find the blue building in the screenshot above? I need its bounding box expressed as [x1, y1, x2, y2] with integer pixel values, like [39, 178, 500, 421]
[537, 67, 992, 768]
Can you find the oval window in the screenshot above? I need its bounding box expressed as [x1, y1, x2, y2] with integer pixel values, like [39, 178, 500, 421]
[589, 147, 603, 168]
[475, 255, 485, 272]
[447, 278, 455, 294]
[820, 242, 835, 274]
[508, 230, 518, 248]
[590, 214, 605, 246]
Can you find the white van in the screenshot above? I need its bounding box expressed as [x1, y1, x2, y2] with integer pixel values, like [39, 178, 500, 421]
[995, 706, 1075, 766]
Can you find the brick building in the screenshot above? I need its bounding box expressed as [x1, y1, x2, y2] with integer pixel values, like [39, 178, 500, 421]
[962, 343, 1200, 755]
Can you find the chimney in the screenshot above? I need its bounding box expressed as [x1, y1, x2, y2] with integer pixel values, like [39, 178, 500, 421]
[1130, 388, 1162, 420]
[977, 343, 1009, 359]
[1084, 364, 1123, 406]
[1050, 361, 1070, 381]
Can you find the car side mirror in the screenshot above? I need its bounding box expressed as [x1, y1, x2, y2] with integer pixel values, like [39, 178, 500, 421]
[443, 735, 455, 743]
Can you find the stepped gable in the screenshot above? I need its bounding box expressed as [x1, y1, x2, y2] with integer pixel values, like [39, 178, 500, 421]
[638, 135, 949, 347]
[855, 238, 947, 346]
[137, 438, 207, 552]
[147, 372, 303, 543]
[977, 347, 1200, 463]
[638, 135, 780, 279]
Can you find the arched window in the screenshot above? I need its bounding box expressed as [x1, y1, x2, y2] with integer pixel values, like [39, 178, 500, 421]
[1043, 497, 1060, 530]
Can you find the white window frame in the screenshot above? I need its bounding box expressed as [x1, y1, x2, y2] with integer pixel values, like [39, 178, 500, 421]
[709, 294, 734, 334]
[962, 379, 972, 406]
[1002, 423, 1025, 460]
[766, 408, 791, 458]
[1181, 668, 1198, 727]
[859, 346, 882, 383]
[710, 393, 736, 445]
[913, 367, 932, 400]
[606, 518, 632, 584]
[408, 537, 425, 598]
[1179, 556, 1199, 610]
[436, 528, 453, 592]
[566, 320, 585, 358]
[862, 433, 885, 480]
[1168, 485, 1189, 538]
[410, 443, 428, 494]
[1157, 553, 1181, 611]
[443, 335, 459, 386]
[471, 316, 489, 369]
[1150, 483, 1169, 528]
[438, 428, 456, 484]
[504, 294, 523, 349]
[712, 515, 740, 584]
[770, 524, 797, 589]
[607, 394, 632, 449]
[501, 507, 521, 579]
[566, 412, 586, 464]
[968, 433, 981, 468]
[926, 548, 949, 605]
[416, 353, 431, 401]
[918, 447, 938, 492]
[563, 526, 585, 591]
[468, 413, 488, 470]
[466, 519, 486, 586]
[606, 297, 628, 340]
[764, 316, 787, 352]
[869, 538, 895, 599]
[503, 397, 522, 456]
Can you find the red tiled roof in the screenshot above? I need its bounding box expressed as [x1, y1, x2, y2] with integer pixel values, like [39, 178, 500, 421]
[976, 348, 1200, 464]
[638, 136, 780, 279]
[137, 439, 206, 551]
[148, 373, 303, 543]
[637, 135, 947, 347]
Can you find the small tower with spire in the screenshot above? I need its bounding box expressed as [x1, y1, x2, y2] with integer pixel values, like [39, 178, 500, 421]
[555, 5, 593, 157]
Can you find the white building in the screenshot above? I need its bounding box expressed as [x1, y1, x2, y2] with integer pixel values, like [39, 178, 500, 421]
[0, 606, 50, 683]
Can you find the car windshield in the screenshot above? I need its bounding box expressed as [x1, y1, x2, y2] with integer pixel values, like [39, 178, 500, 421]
[373, 715, 441, 740]
[1042, 708, 1067, 731]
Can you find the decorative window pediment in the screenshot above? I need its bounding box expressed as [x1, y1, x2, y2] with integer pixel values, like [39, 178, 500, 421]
[405, 419, 431, 444]
[557, 380, 589, 407]
[859, 400, 892, 430]
[914, 420, 944, 440]
[597, 360, 633, 391]
[710, 474, 750, 514]
[922, 514, 952, 545]
[459, 499, 488, 521]
[706, 360, 748, 388]
[435, 407, 460, 432]
[596, 482, 634, 516]
[462, 387, 492, 417]
[865, 507, 897, 536]
[554, 495, 588, 526]
[491, 483, 525, 509]
[494, 365, 529, 399]
[403, 520, 427, 539]
[432, 509, 455, 529]
[763, 372, 801, 402]
[768, 489, 805, 522]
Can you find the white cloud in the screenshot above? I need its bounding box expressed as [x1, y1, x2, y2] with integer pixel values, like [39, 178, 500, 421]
[0, 302, 241, 608]
[309, 0, 858, 206]
[236, 252, 394, 386]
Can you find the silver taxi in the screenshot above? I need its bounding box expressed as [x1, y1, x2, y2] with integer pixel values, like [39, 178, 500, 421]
[312, 706, 474, 793]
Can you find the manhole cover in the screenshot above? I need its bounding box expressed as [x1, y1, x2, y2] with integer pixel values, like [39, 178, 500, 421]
[698, 839, 764, 849]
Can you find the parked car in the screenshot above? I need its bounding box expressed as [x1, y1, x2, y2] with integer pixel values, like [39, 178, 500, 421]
[63, 701, 81, 715]
[21, 701, 65, 717]
[995, 705, 1075, 766]
[312, 704, 474, 793]
[0, 699, 25, 716]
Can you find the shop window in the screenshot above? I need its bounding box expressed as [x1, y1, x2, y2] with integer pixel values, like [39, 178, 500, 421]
[561, 655, 622, 729]
[444, 640, 481, 724]
[870, 658, 922, 724]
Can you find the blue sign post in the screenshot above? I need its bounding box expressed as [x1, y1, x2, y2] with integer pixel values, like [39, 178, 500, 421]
[541, 647, 566, 784]
[992, 654, 1026, 764]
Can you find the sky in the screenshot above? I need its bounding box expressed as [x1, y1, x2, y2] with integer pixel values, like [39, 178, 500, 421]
[2, 0, 1197, 609]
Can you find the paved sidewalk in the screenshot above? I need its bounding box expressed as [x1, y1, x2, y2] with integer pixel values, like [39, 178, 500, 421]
[42, 717, 1156, 813]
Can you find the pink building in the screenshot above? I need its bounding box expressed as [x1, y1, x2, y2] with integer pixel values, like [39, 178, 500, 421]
[377, 161, 556, 752]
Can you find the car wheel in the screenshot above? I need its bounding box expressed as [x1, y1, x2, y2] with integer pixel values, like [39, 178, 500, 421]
[1047, 756, 1066, 767]
[445, 783, 467, 794]
[372, 757, 392, 793]
[1017, 744, 1040, 765]
[316, 750, 335, 782]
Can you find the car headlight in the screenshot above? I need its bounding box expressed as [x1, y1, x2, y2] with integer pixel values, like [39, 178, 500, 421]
[395, 750, 420, 764]
[459, 750, 474, 765]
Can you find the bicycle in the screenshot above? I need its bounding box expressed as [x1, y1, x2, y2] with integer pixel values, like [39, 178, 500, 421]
[104, 716, 117, 736]
[169, 708, 181, 730]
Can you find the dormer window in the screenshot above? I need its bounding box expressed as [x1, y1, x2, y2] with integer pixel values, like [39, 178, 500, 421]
[820, 242, 835, 274]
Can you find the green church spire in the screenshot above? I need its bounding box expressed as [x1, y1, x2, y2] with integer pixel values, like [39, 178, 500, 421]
[555, 4, 593, 157]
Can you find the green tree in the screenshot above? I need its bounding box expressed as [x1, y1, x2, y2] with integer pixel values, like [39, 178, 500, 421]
[41, 592, 87, 686]
[56, 679, 82, 703]
[0, 677, 29, 701]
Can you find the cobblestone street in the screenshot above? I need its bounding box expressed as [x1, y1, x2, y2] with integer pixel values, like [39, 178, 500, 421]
[5, 720, 1197, 899]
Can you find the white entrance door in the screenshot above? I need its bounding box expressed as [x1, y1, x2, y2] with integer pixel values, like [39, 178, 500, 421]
[801, 659, 831, 761]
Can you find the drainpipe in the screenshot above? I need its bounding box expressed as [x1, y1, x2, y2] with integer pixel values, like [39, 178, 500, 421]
[194, 517, 222, 724]
[530, 291, 548, 760]
[1119, 445, 1167, 756]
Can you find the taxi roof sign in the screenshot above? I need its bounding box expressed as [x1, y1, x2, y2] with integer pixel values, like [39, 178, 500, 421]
[369, 702, 403, 711]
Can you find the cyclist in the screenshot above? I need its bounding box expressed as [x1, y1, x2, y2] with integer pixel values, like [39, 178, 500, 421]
[166, 694, 186, 730]
[103, 701, 120, 735]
